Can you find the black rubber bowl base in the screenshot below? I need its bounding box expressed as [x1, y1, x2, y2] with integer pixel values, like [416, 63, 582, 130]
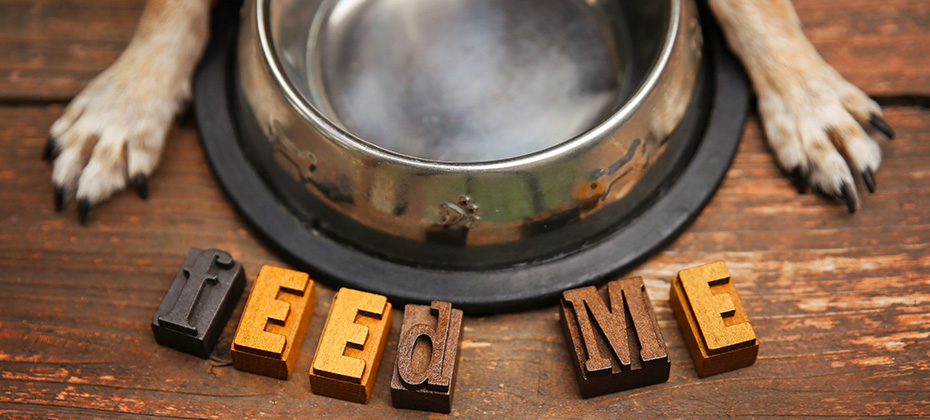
[193, 0, 750, 314]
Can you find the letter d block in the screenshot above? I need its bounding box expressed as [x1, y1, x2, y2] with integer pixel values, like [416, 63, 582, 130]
[231, 265, 316, 379]
[560, 276, 670, 398]
[310, 288, 392, 403]
[670, 261, 758, 377]
[391, 301, 464, 413]
[152, 248, 246, 358]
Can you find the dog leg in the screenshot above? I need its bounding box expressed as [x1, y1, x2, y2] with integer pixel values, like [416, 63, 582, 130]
[45, 0, 212, 223]
[709, 0, 892, 213]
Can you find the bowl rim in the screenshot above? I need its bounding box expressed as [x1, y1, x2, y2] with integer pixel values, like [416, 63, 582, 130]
[254, 0, 683, 170]
[196, 0, 750, 312]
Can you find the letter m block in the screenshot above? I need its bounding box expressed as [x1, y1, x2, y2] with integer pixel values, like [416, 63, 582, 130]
[560, 276, 670, 398]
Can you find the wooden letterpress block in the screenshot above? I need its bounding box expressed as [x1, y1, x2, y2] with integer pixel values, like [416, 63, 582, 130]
[560, 276, 670, 398]
[310, 288, 392, 403]
[390, 301, 463, 413]
[231, 265, 315, 379]
[670, 261, 758, 377]
[152, 248, 246, 358]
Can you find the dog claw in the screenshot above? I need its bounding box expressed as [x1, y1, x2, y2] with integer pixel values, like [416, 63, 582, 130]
[54, 185, 64, 212]
[42, 136, 57, 161]
[862, 168, 876, 194]
[132, 174, 149, 200]
[840, 182, 858, 214]
[869, 114, 895, 140]
[78, 199, 91, 225]
[790, 166, 809, 194]
[178, 100, 195, 127]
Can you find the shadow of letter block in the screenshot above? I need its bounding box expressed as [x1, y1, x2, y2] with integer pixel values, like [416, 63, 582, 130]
[560, 276, 670, 398]
[391, 301, 464, 413]
[670, 261, 758, 377]
[152, 248, 246, 358]
[231, 265, 316, 379]
[310, 288, 392, 403]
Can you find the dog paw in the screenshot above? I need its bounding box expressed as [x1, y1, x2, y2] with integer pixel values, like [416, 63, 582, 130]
[757, 66, 893, 213]
[44, 63, 185, 223]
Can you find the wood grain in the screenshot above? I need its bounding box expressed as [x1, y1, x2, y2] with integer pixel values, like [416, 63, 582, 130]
[794, 0, 930, 97]
[4, 106, 927, 419]
[0, 0, 929, 418]
[231, 265, 315, 379]
[310, 288, 392, 404]
[0, 0, 145, 101]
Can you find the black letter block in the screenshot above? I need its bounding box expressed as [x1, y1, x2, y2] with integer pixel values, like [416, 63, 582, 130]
[152, 248, 246, 358]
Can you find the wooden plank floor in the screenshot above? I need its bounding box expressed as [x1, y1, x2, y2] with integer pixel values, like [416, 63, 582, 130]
[1, 1, 928, 418]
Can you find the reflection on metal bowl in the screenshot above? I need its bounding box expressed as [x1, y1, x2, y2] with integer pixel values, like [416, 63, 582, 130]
[235, 0, 703, 269]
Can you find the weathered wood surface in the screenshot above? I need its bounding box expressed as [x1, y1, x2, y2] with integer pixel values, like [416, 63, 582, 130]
[0, 0, 146, 101]
[1, 0, 929, 418]
[1, 0, 926, 101]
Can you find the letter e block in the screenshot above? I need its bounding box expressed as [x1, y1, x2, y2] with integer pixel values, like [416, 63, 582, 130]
[310, 288, 392, 403]
[560, 276, 670, 398]
[231, 265, 316, 379]
[670, 261, 758, 377]
[391, 301, 464, 413]
[152, 248, 246, 358]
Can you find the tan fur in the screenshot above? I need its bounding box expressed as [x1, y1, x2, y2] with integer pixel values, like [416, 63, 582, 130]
[49, 0, 888, 219]
[709, 0, 885, 209]
[49, 0, 212, 208]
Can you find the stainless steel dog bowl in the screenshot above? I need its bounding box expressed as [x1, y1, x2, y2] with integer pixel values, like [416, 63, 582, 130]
[194, 0, 750, 312]
[237, 0, 700, 267]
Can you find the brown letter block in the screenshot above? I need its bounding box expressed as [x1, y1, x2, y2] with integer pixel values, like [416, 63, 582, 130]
[231, 265, 316, 379]
[310, 288, 392, 403]
[390, 301, 463, 413]
[560, 276, 670, 398]
[670, 261, 758, 377]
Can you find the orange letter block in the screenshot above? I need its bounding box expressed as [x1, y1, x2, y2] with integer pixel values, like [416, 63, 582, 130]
[670, 261, 758, 377]
[310, 288, 392, 403]
[231, 265, 316, 379]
